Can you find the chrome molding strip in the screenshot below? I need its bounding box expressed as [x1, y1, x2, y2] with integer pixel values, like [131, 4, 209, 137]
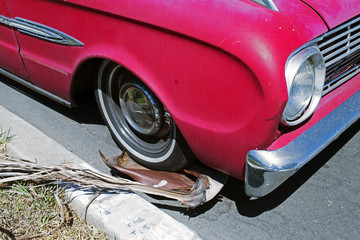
[264, 0, 279, 11]
[245, 87, 360, 197]
[0, 68, 72, 107]
[251, 0, 279, 11]
[0, 15, 83, 46]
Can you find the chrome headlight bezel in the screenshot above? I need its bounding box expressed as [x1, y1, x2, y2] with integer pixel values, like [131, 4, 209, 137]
[281, 46, 326, 126]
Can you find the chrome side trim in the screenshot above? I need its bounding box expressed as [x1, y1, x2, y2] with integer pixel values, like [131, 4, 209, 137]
[251, 0, 279, 11]
[245, 88, 360, 197]
[0, 15, 11, 25]
[0, 68, 71, 107]
[264, 0, 279, 11]
[0, 15, 83, 46]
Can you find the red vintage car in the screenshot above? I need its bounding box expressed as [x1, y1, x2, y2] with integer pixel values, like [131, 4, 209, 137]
[1, 0, 359, 197]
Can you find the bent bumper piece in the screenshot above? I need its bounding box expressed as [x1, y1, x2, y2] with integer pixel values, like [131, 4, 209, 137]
[245, 89, 360, 197]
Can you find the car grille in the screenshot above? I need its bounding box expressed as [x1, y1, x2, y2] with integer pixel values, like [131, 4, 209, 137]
[316, 15, 360, 95]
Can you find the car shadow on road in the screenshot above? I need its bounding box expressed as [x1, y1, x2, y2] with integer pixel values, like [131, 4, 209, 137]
[0, 75, 104, 126]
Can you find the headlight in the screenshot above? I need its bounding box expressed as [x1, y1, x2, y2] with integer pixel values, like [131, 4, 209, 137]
[282, 46, 325, 126]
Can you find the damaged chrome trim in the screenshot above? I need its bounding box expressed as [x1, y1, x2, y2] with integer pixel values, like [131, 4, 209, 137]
[0, 15, 83, 46]
[245, 88, 360, 197]
[0, 68, 72, 107]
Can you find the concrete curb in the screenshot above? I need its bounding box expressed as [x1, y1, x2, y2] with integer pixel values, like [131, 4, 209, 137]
[0, 105, 201, 240]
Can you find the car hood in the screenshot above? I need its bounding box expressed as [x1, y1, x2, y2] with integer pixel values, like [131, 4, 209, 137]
[300, 0, 360, 29]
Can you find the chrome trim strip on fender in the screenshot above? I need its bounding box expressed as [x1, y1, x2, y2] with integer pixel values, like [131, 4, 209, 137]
[245, 88, 360, 197]
[264, 0, 279, 11]
[251, 0, 279, 11]
[0, 68, 72, 107]
[0, 15, 83, 46]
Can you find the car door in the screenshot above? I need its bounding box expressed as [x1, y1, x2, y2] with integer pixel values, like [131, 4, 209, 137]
[0, 0, 29, 80]
[6, 0, 84, 101]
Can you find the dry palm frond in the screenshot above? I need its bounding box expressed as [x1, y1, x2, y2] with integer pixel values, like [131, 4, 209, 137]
[0, 153, 207, 208]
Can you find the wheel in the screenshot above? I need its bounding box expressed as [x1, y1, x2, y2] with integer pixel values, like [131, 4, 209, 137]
[95, 60, 193, 171]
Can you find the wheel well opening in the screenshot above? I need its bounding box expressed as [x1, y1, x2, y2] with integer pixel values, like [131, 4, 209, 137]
[70, 58, 103, 107]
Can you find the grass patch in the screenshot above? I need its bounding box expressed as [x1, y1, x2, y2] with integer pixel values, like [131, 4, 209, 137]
[0, 128, 13, 145]
[0, 181, 108, 240]
[0, 128, 13, 153]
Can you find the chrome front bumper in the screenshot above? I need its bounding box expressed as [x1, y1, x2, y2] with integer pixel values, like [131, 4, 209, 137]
[245, 89, 360, 197]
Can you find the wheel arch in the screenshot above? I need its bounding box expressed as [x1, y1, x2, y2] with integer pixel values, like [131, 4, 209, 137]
[69, 51, 163, 109]
[69, 57, 103, 106]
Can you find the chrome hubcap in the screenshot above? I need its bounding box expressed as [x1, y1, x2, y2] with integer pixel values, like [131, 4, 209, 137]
[119, 83, 165, 136]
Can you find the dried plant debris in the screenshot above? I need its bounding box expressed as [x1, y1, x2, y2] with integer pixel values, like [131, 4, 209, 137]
[0, 181, 108, 240]
[101, 151, 228, 206]
[0, 152, 226, 208]
[101, 151, 199, 192]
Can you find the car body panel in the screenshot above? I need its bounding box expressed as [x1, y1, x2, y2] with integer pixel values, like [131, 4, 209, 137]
[1, 0, 359, 181]
[0, 0, 29, 80]
[301, 0, 360, 29]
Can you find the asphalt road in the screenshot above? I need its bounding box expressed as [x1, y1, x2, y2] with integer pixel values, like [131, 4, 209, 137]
[1, 75, 359, 240]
